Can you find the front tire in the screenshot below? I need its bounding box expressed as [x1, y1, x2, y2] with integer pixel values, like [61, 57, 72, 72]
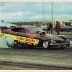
[43, 41, 50, 49]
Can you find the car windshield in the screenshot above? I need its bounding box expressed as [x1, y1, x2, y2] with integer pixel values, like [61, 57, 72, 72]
[28, 27, 44, 34]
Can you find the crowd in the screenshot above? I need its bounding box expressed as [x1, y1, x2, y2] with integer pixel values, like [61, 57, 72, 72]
[33, 21, 61, 35]
[45, 21, 61, 35]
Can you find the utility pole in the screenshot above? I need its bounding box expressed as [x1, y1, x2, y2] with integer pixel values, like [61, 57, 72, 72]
[51, 2, 53, 34]
[43, 0, 44, 24]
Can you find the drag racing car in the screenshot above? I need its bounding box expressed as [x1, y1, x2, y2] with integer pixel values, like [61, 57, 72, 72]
[0, 26, 70, 49]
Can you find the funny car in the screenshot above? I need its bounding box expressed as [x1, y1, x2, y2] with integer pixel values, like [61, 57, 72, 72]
[0, 25, 70, 49]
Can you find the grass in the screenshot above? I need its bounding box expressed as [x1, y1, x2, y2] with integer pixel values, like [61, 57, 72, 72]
[53, 31, 72, 39]
[52, 31, 72, 38]
[44, 29, 72, 35]
[60, 32, 72, 35]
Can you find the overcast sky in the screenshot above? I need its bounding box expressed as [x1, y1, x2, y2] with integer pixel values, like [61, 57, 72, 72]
[0, 2, 72, 22]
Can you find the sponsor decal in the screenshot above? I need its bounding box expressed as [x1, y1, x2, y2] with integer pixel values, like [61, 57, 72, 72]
[16, 36, 39, 45]
[0, 33, 4, 37]
[0, 32, 39, 45]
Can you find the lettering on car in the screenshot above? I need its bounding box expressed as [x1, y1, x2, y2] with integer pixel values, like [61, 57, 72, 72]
[0, 32, 39, 45]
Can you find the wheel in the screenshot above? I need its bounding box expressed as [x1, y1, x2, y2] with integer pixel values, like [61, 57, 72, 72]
[5, 36, 15, 48]
[42, 40, 49, 49]
[12, 41, 22, 49]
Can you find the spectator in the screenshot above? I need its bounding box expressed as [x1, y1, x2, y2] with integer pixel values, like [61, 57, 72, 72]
[47, 22, 53, 34]
[55, 21, 60, 35]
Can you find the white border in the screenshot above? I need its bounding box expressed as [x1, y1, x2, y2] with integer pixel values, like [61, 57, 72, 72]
[0, 0, 72, 71]
[0, 0, 72, 2]
[0, 70, 72, 72]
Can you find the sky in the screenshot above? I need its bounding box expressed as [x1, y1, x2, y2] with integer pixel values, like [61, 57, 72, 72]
[0, 2, 72, 22]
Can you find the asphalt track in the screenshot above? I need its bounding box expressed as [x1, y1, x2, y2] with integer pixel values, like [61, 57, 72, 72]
[0, 35, 72, 69]
[0, 45, 72, 70]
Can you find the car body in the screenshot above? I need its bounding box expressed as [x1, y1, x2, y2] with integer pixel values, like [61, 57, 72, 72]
[0, 22, 16, 48]
[0, 25, 70, 49]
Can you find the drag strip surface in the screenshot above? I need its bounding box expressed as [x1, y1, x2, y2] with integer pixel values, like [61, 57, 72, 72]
[0, 47, 72, 69]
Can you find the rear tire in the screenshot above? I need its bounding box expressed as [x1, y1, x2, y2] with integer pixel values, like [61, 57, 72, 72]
[5, 36, 15, 48]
